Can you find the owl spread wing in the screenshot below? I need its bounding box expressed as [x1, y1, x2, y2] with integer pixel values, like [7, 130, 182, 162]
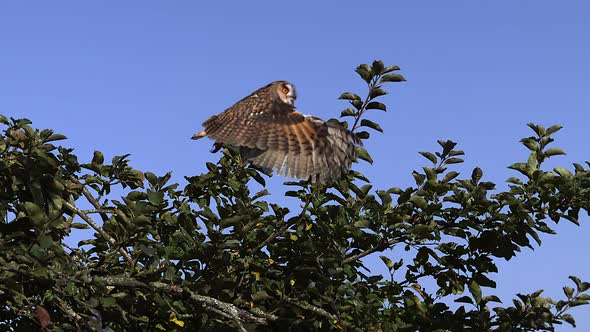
[198, 98, 358, 183]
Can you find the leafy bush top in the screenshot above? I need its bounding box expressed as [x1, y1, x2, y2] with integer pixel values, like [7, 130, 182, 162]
[0, 61, 588, 331]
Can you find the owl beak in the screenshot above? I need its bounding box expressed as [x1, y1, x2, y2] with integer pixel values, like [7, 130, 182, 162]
[191, 131, 207, 140]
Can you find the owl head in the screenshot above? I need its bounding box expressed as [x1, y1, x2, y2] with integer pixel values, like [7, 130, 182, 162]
[271, 81, 297, 106]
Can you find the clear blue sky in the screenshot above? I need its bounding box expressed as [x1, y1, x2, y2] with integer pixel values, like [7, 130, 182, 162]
[2, 1, 589, 329]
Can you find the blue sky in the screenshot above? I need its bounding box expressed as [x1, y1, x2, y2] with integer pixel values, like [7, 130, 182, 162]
[2, 1, 589, 329]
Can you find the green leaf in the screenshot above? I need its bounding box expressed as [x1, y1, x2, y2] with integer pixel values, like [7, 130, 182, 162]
[546, 124, 563, 135]
[562, 314, 576, 327]
[354, 219, 370, 228]
[506, 177, 523, 185]
[355, 64, 374, 83]
[509, 163, 531, 178]
[570, 299, 590, 307]
[423, 167, 437, 181]
[442, 171, 460, 183]
[251, 290, 271, 302]
[409, 195, 427, 209]
[527, 123, 546, 136]
[369, 87, 388, 99]
[444, 157, 464, 165]
[376, 190, 392, 205]
[147, 190, 164, 206]
[437, 140, 456, 152]
[380, 73, 406, 83]
[365, 101, 387, 111]
[101, 297, 117, 308]
[220, 215, 245, 228]
[339, 93, 361, 101]
[482, 295, 502, 303]
[419, 152, 437, 164]
[544, 147, 566, 157]
[111, 153, 129, 164]
[340, 108, 356, 117]
[355, 131, 370, 140]
[568, 276, 582, 290]
[471, 167, 483, 183]
[250, 169, 266, 186]
[71, 223, 90, 229]
[372, 60, 385, 75]
[455, 296, 473, 304]
[382, 65, 401, 73]
[23, 202, 46, 224]
[0, 114, 8, 124]
[468, 280, 482, 304]
[554, 167, 572, 177]
[46, 133, 67, 142]
[355, 147, 373, 164]
[563, 286, 574, 299]
[92, 151, 104, 165]
[360, 119, 383, 132]
[38, 235, 53, 249]
[412, 171, 425, 186]
[380, 255, 394, 270]
[252, 189, 269, 200]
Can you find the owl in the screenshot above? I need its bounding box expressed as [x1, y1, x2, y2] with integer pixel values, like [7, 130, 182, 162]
[192, 81, 359, 183]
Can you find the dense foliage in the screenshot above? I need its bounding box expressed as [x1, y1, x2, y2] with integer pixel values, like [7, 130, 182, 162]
[1, 61, 589, 331]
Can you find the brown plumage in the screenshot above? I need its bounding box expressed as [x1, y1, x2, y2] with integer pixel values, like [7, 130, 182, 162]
[192, 81, 359, 183]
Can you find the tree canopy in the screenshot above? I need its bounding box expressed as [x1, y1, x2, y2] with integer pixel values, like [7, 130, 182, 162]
[1, 61, 589, 331]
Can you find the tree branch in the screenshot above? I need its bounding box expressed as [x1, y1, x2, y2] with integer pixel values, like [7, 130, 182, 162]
[81, 186, 109, 223]
[343, 238, 400, 264]
[94, 277, 277, 328]
[252, 201, 311, 253]
[81, 186, 132, 225]
[285, 298, 339, 323]
[62, 200, 134, 266]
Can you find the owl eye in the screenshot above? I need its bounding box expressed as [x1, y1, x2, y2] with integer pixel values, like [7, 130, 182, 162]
[281, 87, 289, 94]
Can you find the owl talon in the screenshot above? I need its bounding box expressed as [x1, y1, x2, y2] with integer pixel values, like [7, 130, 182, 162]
[210, 143, 222, 153]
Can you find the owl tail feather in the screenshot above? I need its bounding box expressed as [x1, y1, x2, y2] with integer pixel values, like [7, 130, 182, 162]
[191, 131, 207, 140]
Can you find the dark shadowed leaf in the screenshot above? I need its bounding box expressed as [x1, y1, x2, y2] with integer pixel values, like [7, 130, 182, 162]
[360, 119, 383, 132]
[46, 133, 67, 142]
[469, 281, 482, 304]
[369, 87, 388, 99]
[380, 73, 406, 83]
[339, 93, 361, 101]
[340, 108, 356, 117]
[471, 167, 483, 183]
[419, 152, 437, 164]
[366, 101, 387, 111]
[372, 60, 384, 75]
[355, 64, 374, 83]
